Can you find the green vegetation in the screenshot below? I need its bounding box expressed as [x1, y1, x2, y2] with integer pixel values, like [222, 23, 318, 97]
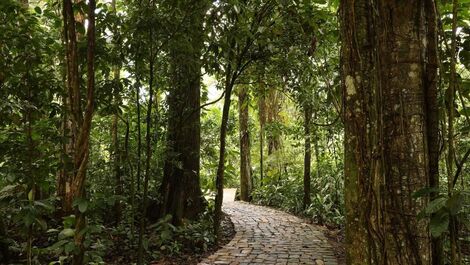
[0, 0, 469, 264]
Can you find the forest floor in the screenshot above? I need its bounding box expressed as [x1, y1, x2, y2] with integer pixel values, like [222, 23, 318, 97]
[150, 189, 345, 265]
[198, 189, 339, 265]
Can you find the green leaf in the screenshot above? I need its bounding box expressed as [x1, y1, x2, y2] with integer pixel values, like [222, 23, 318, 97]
[64, 242, 76, 254]
[23, 210, 35, 227]
[161, 229, 171, 241]
[446, 192, 463, 215]
[36, 217, 47, 230]
[430, 211, 449, 238]
[34, 6, 42, 14]
[425, 197, 447, 215]
[412, 187, 440, 198]
[34, 200, 55, 211]
[0, 184, 17, 194]
[78, 200, 88, 213]
[28, 189, 33, 201]
[73, 198, 88, 213]
[49, 239, 67, 250]
[58, 228, 75, 240]
[143, 238, 149, 250]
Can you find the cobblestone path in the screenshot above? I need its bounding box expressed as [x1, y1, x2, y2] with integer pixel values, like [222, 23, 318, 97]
[199, 195, 338, 265]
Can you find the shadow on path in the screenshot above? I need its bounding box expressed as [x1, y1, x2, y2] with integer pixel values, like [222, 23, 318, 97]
[199, 189, 338, 265]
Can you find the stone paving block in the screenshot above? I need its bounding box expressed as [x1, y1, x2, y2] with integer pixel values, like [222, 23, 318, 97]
[198, 202, 338, 265]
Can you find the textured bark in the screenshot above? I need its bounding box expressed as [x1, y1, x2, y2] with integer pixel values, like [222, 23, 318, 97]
[424, 1, 442, 264]
[111, 0, 123, 226]
[446, 0, 459, 263]
[61, 0, 96, 263]
[303, 104, 311, 210]
[341, 0, 437, 264]
[214, 65, 235, 239]
[158, 0, 207, 225]
[238, 85, 252, 202]
[111, 112, 122, 225]
[258, 75, 266, 184]
[266, 87, 281, 155]
[137, 43, 154, 265]
[61, 0, 80, 215]
[59, 0, 86, 216]
[135, 76, 142, 193]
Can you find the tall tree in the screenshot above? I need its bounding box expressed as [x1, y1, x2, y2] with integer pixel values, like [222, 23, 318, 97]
[158, 0, 208, 225]
[212, 0, 277, 238]
[341, 0, 438, 264]
[266, 87, 281, 155]
[238, 85, 252, 201]
[258, 71, 266, 185]
[446, 0, 460, 263]
[303, 102, 311, 210]
[110, 0, 123, 226]
[62, 0, 96, 263]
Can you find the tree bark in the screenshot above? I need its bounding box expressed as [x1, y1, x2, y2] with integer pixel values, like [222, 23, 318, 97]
[137, 42, 154, 265]
[63, 0, 96, 262]
[341, 0, 437, 264]
[303, 103, 311, 210]
[214, 68, 235, 239]
[135, 75, 142, 194]
[158, 0, 207, 225]
[446, 0, 460, 263]
[266, 87, 281, 155]
[111, 0, 123, 227]
[238, 85, 252, 202]
[258, 74, 266, 185]
[424, 1, 442, 264]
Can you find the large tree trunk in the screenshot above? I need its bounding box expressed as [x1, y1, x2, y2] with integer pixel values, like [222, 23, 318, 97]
[238, 85, 252, 202]
[158, 0, 207, 225]
[266, 87, 281, 155]
[341, 0, 438, 264]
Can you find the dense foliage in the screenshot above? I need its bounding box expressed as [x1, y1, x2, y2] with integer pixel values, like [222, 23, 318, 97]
[0, 0, 469, 264]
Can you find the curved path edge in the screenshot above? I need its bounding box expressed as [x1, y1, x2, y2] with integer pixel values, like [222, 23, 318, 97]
[199, 190, 338, 265]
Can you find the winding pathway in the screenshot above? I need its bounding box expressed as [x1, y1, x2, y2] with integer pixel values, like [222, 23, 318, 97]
[199, 189, 338, 265]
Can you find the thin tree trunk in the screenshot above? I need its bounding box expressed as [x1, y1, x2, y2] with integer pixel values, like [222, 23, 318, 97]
[214, 70, 235, 239]
[266, 88, 281, 155]
[111, 0, 123, 227]
[312, 120, 321, 180]
[303, 103, 311, 210]
[447, 0, 459, 263]
[258, 75, 266, 186]
[69, 0, 95, 262]
[341, 0, 436, 264]
[135, 77, 142, 194]
[25, 82, 34, 265]
[111, 112, 122, 225]
[238, 85, 252, 202]
[62, 0, 80, 216]
[137, 28, 154, 265]
[424, 1, 443, 263]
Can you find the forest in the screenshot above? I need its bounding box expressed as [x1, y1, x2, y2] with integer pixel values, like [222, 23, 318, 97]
[0, 0, 469, 264]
